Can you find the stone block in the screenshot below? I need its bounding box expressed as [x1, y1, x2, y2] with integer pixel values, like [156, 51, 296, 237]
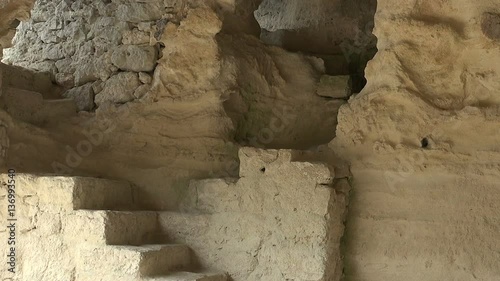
[316, 75, 352, 99]
[94, 72, 141, 106]
[111, 45, 158, 72]
[62, 82, 95, 111]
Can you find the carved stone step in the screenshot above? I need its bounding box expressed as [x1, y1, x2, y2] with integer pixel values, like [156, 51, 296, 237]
[19, 175, 134, 211]
[64, 211, 158, 245]
[3, 87, 76, 125]
[77, 244, 192, 279]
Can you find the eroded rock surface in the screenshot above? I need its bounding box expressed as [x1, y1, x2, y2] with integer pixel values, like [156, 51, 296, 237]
[331, 0, 500, 280]
[111, 45, 158, 72]
[255, 0, 378, 89]
[62, 82, 94, 111]
[0, 0, 35, 57]
[3, 0, 500, 280]
[95, 72, 140, 106]
[167, 147, 350, 281]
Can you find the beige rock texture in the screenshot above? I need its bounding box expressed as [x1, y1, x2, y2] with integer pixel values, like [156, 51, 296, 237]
[164, 147, 350, 281]
[1, 0, 241, 211]
[255, 0, 378, 92]
[330, 0, 500, 280]
[0, 1, 352, 280]
[219, 35, 346, 149]
[0, 0, 350, 211]
[0, 0, 35, 57]
[255, 0, 377, 55]
[2, 0, 500, 281]
[0, 173, 229, 281]
[0, 147, 349, 281]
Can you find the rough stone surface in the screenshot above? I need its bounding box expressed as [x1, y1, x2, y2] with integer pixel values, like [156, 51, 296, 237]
[0, 63, 77, 125]
[95, 72, 140, 105]
[0, 0, 35, 57]
[219, 35, 346, 149]
[2, 0, 160, 91]
[62, 82, 95, 111]
[133, 84, 151, 99]
[164, 147, 349, 281]
[330, 0, 500, 280]
[316, 75, 352, 98]
[115, 0, 164, 23]
[111, 45, 158, 72]
[4, 1, 500, 281]
[139, 72, 152, 84]
[482, 12, 500, 40]
[0, 174, 229, 281]
[255, 0, 378, 78]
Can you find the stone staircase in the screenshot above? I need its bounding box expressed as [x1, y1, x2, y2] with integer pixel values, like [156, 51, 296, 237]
[9, 174, 227, 281]
[154, 148, 351, 281]
[2, 87, 77, 125]
[0, 63, 77, 125]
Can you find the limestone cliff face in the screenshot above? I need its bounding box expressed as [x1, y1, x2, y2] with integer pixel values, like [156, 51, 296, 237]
[331, 1, 500, 280]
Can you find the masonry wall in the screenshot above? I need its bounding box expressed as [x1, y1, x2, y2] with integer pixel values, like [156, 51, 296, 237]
[2, 0, 172, 111]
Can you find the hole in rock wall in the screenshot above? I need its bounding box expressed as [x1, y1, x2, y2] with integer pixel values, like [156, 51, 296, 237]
[421, 137, 429, 148]
[255, 0, 378, 93]
[223, 0, 378, 150]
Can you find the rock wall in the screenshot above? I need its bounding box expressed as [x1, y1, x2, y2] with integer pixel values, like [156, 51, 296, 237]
[255, 0, 378, 92]
[219, 34, 349, 149]
[5, 0, 500, 280]
[331, 0, 500, 280]
[2, 1, 240, 210]
[3, 0, 350, 148]
[3, 0, 168, 111]
[0, 0, 351, 211]
[0, 0, 35, 57]
[255, 0, 377, 56]
[160, 147, 351, 281]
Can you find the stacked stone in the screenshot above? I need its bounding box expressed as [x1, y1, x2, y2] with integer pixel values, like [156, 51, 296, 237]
[3, 0, 186, 111]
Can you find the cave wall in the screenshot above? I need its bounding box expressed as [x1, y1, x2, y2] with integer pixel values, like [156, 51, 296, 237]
[219, 34, 348, 149]
[5, 0, 500, 279]
[2, 0, 350, 150]
[0, 150, 350, 281]
[1, 0, 350, 209]
[2, 0, 240, 210]
[255, 0, 378, 90]
[331, 0, 500, 280]
[0, 0, 35, 57]
[0, 1, 355, 279]
[255, 0, 377, 55]
[3, 0, 171, 110]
